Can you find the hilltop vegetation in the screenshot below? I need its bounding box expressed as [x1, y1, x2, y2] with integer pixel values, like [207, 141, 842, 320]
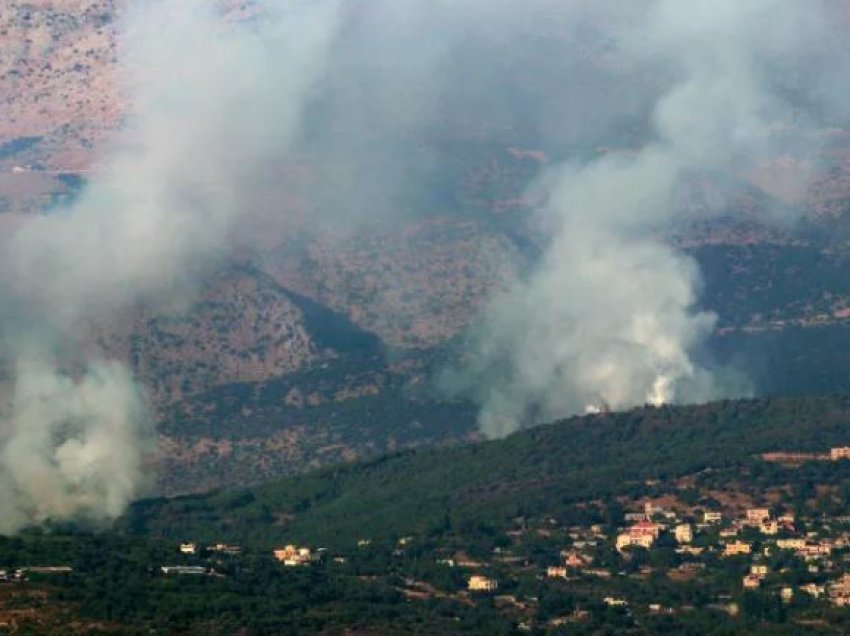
[3, 395, 850, 634]
[134, 395, 850, 546]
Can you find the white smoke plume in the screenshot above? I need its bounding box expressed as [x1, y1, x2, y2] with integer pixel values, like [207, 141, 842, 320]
[0, 0, 847, 528]
[451, 0, 838, 437]
[0, 359, 148, 532]
[0, 0, 341, 534]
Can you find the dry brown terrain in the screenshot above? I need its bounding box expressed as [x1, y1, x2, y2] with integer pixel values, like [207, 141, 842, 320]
[0, 0, 258, 173]
[265, 218, 521, 348]
[0, 0, 123, 172]
[88, 266, 323, 406]
[8, 1, 850, 493]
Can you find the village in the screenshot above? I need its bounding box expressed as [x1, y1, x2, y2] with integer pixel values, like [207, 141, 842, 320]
[64, 445, 842, 631]
[7, 446, 850, 632]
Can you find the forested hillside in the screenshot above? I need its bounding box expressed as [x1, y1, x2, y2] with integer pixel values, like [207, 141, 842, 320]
[134, 395, 850, 546]
[3, 395, 850, 634]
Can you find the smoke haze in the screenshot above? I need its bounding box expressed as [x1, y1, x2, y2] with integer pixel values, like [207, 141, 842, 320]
[0, 0, 341, 533]
[439, 0, 845, 436]
[1, 0, 849, 529]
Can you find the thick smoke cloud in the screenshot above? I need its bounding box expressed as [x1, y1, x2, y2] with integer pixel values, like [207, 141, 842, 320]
[0, 359, 149, 531]
[0, 0, 341, 534]
[287, 0, 662, 228]
[451, 0, 839, 437]
[0, 0, 846, 529]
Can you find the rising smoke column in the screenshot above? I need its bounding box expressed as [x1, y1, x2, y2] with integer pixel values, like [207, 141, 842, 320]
[455, 0, 824, 437]
[0, 0, 341, 534]
[0, 0, 839, 528]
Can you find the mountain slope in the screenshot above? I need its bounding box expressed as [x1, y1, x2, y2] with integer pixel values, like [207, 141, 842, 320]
[89, 267, 325, 407]
[5, 394, 850, 635]
[131, 394, 850, 545]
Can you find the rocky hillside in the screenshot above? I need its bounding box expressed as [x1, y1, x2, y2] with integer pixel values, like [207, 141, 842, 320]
[88, 267, 323, 407]
[265, 218, 522, 348]
[0, 0, 122, 172]
[9, 0, 850, 499]
[0, 0, 258, 174]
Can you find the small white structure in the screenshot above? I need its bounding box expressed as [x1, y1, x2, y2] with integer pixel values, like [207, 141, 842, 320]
[745, 508, 771, 525]
[801, 583, 826, 598]
[743, 574, 761, 589]
[208, 543, 241, 555]
[676, 545, 704, 556]
[616, 520, 661, 552]
[760, 520, 780, 535]
[723, 541, 752, 557]
[179, 542, 197, 555]
[617, 532, 654, 551]
[273, 545, 313, 566]
[750, 564, 769, 577]
[674, 524, 693, 544]
[603, 597, 628, 607]
[831, 447, 850, 461]
[468, 575, 498, 592]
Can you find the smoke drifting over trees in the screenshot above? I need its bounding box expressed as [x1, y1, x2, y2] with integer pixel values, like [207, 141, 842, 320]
[1, 0, 849, 529]
[0, 0, 342, 533]
[455, 0, 837, 437]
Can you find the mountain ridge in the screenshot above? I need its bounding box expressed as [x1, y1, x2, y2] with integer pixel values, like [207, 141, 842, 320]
[130, 393, 850, 546]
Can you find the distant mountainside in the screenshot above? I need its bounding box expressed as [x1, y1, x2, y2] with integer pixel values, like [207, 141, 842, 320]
[138, 242, 850, 496]
[263, 218, 521, 348]
[82, 263, 481, 495]
[0, 0, 122, 172]
[0, 0, 261, 173]
[57, 237, 850, 497]
[155, 347, 479, 495]
[8, 0, 850, 502]
[89, 267, 325, 407]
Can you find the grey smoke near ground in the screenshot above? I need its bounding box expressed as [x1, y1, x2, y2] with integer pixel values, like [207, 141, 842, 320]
[448, 0, 843, 437]
[0, 0, 847, 530]
[0, 359, 149, 532]
[0, 0, 341, 534]
[241, 0, 845, 437]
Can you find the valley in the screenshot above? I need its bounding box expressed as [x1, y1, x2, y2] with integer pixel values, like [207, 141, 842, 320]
[5, 3, 850, 634]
